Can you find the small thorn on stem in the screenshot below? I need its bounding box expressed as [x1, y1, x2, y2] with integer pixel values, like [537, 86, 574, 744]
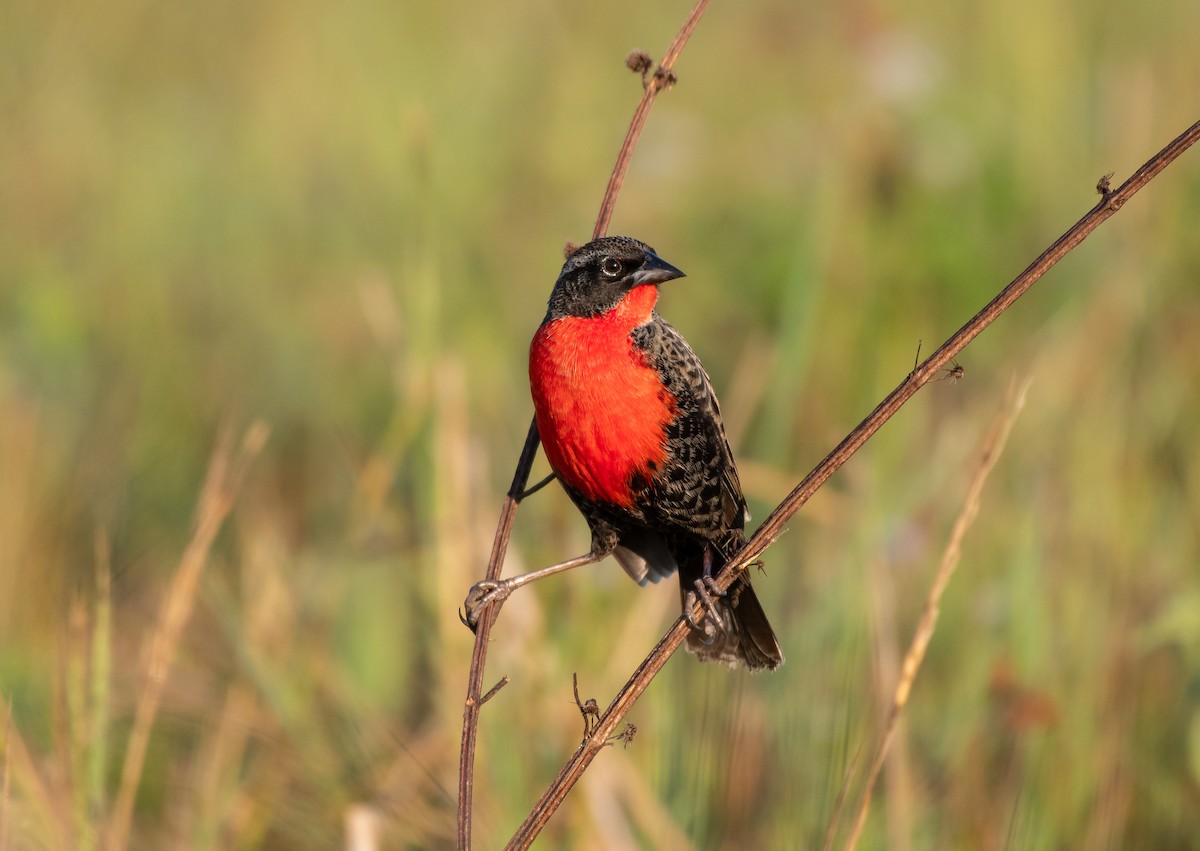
[573, 673, 601, 739]
[1096, 171, 1115, 197]
[480, 676, 510, 706]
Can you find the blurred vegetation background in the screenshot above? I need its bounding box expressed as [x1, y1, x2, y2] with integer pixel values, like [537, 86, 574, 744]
[2, 0, 1199, 847]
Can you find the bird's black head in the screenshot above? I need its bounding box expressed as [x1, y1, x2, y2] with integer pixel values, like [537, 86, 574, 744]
[545, 236, 685, 319]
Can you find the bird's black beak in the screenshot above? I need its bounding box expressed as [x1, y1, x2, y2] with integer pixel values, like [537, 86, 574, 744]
[630, 251, 685, 286]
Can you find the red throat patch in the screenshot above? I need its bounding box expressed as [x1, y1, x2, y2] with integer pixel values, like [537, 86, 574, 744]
[529, 285, 676, 510]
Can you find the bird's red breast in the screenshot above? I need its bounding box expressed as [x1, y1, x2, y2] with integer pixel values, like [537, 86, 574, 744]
[529, 284, 676, 511]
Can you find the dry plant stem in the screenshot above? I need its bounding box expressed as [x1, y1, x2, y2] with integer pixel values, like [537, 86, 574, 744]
[456, 2, 711, 847]
[506, 117, 1200, 846]
[90, 531, 113, 818]
[2, 709, 11, 851]
[739, 116, 1200, 571]
[480, 676, 510, 707]
[457, 420, 539, 851]
[0, 720, 6, 849]
[841, 380, 1030, 851]
[1, 703, 70, 850]
[592, 0, 711, 239]
[821, 743, 865, 851]
[106, 421, 268, 851]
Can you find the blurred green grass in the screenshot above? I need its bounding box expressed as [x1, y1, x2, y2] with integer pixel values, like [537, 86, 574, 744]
[2, 0, 1199, 847]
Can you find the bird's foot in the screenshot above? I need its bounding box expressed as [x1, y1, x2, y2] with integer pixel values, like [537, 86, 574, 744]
[460, 579, 513, 631]
[683, 577, 726, 645]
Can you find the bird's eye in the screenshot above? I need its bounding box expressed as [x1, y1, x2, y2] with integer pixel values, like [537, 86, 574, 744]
[600, 257, 622, 277]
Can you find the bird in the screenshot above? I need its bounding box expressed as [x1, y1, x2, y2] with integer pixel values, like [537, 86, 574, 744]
[478, 235, 783, 670]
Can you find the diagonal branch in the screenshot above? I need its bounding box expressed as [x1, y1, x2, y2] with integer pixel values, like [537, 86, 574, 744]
[504, 116, 1200, 847]
[456, 3, 712, 848]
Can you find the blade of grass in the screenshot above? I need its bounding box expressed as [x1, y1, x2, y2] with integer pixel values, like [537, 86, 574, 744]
[841, 378, 1030, 850]
[106, 421, 269, 851]
[0, 699, 70, 850]
[1, 706, 9, 851]
[89, 532, 112, 822]
[66, 597, 93, 850]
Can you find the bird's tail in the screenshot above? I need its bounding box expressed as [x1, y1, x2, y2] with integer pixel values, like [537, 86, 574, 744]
[682, 571, 784, 671]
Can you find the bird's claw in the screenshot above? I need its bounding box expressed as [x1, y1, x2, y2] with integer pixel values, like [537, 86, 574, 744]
[683, 577, 726, 645]
[699, 574, 724, 600]
[461, 579, 511, 631]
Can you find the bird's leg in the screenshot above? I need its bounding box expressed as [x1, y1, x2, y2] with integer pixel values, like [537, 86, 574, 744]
[517, 472, 557, 500]
[683, 546, 726, 643]
[698, 545, 727, 600]
[461, 552, 601, 630]
[682, 602, 719, 644]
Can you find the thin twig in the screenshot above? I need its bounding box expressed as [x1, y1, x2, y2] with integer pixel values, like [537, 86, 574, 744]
[738, 117, 1200, 573]
[457, 421, 539, 851]
[480, 677, 510, 707]
[840, 379, 1030, 851]
[573, 673, 601, 739]
[455, 3, 711, 847]
[592, 0, 711, 240]
[505, 118, 1200, 846]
